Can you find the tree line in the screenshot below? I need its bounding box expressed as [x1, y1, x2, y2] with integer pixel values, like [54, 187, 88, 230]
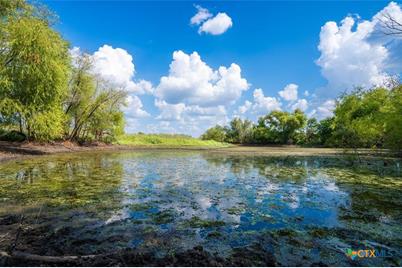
[201, 85, 402, 152]
[0, 1, 126, 142]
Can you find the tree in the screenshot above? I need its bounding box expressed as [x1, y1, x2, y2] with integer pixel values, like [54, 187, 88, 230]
[383, 85, 402, 151]
[64, 53, 96, 139]
[201, 125, 226, 142]
[378, 11, 402, 36]
[331, 88, 388, 148]
[65, 52, 127, 142]
[302, 118, 320, 146]
[0, 0, 27, 17]
[0, 1, 127, 143]
[0, 4, 70, 140]
[66, 82, 127, 142]
[85, 103, 125, 143]
[317, 117, 335, 146]
[258, 109, 307, 144]
[225, 118, 254, 144]
[252, 122, 274, 144]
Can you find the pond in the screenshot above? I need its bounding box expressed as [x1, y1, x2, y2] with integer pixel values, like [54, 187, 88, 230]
[0, 151, 401, 266]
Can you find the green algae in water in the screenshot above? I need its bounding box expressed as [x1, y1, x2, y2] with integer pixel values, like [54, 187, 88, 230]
[182, 216, 226, 228]
[128, 202, 154, 211]
[0, 151, 401, 266]
[152, 210, 175, 224]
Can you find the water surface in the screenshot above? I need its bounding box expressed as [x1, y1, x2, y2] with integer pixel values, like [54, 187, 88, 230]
[0, 151, 401, 266]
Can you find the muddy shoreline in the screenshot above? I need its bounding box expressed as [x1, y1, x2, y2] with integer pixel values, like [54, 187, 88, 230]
[0, 141, 224, 163]
[1, 141, 400, 164]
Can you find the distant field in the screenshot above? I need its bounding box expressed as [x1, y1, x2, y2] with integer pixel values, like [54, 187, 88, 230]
[117, 134, 228, 147]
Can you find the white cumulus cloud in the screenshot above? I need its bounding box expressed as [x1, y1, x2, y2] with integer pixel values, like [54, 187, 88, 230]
[186, 105, 226, 117]
[238, 100, 252, 114]
[92, 45, 154, 95]
[190, 5, 212, 25]
[154, 100, 228, 136]
[155, 50, 249, 107]
[317, 99, 336, 119]
[190, 6, 233, 35]
[154, 50, 243, 135]
[235, 84, 311, 120]
[93, 45, 135, 87]
[316, 2, 402, 94]
[128, 80, 154, 95]
[71, 45, 154, 129]
[123, 95, 150, 118]
[291, 99, 309, 111]
[278, 83, 298, 101]
[252, 88, 282, 114]
[199, 13, 233, 35]
[155, 100, 186, 121]
[155, 100, 227, 124]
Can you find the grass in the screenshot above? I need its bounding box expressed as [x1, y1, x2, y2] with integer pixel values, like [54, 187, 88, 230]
[116, 133, 228, 148]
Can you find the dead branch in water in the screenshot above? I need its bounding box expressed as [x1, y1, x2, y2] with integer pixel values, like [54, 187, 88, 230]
[0, 250, 97, 264]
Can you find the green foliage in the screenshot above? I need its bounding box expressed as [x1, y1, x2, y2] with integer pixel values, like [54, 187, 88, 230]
[86, 106, 125, 143]
[0, 0, 27, 17]
[331, 88, 387, 148]
[258, 109, 307, 144]
[201, 110, 308, 145]
[0, 97, 22, 127]
[64, 51, 127, 143]
[201, 125, 227, 142]
[2, 17, 70, 109]
[300, 118, 320, 145]
[0, 1, 127, 143]
[0, 130, 26, 142]
[28, 107, 66, 141]
[118, 133, 227, 147]
[201, 85, 401, 153]
[316, 118, 335, 146]
[321, 86, 402, 152]
[225, 118, 254, 144]
[383, 86, 402, 151]
[252, 125, 272, 144]
[299, 117, 335, 146]
[317, 86, 402, 151]
[0, 3, 70, 140]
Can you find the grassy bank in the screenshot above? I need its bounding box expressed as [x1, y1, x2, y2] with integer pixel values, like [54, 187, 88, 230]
[117, 134, 228, 148]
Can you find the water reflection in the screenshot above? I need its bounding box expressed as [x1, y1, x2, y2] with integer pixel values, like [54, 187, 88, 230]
[0, 151, 400, 266]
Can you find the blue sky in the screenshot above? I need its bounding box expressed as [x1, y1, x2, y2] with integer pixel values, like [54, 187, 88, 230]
[46, 0, 402, 136]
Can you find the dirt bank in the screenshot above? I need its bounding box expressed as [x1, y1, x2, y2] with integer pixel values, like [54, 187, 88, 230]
[207, 145, 402, 159]
[0, 141, 119, 163]
[0, 141, 399, 163]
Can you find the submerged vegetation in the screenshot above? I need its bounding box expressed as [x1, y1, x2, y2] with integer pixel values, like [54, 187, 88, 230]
[0, 151, 400, 266]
